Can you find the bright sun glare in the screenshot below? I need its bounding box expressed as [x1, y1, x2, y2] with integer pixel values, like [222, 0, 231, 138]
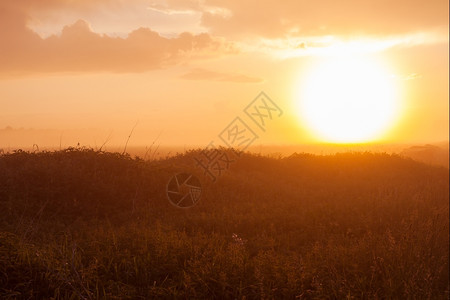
[297, 56, 399, 143]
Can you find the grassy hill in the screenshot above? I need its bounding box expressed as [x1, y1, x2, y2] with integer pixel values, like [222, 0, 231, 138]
[0, 148, 448, 299]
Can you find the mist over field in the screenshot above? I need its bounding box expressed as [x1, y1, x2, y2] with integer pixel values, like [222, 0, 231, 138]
[1, 127, 448, 168]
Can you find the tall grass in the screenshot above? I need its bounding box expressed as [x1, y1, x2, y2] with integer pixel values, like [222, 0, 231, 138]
[0, 149, 448, 299]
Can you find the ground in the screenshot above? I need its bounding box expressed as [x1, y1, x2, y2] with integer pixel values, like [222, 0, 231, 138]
[0, 148, 448, 299]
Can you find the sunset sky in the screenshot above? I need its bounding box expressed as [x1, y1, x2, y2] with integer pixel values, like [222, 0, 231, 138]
[0, 0, 448, 149]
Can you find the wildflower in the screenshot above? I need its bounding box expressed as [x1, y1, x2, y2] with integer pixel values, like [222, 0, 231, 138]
[232, 233, 247, 246]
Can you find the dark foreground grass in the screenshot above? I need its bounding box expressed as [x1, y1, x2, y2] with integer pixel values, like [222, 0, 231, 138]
[0, 148, 448, 299]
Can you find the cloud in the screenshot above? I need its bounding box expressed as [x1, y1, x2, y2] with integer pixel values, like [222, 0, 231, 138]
[199, 0, 448, 38]
[20, 0, 448, 42]
[146, 0, 448, 60]
[1, 0, 447, 75]
[180, 68, 263, 83]
[0, 2, 232, 75]
[146, 0, 448, 39]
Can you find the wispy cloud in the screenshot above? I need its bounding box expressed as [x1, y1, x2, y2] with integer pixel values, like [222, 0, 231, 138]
[242, 29, 449, 59]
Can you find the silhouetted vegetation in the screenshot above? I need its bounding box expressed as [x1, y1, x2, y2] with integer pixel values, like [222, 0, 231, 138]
[0, 148, 448, 299]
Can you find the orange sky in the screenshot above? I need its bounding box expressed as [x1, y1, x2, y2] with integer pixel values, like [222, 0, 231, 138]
[0, 0, 448, 148]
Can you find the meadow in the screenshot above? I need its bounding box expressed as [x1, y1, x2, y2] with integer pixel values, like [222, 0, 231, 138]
[0, 148, 448, 299]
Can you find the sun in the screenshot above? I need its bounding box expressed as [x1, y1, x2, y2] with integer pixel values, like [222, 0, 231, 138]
[296, 56, 399, 143]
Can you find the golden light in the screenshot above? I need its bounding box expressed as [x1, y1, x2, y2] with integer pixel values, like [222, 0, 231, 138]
[296, 56, 400, 143]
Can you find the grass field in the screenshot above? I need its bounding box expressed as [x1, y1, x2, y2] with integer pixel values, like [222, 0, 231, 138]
[0, 148, 448, 299]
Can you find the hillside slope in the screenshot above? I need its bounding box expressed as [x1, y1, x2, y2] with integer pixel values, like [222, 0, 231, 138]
[0, 149, 448, 299]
